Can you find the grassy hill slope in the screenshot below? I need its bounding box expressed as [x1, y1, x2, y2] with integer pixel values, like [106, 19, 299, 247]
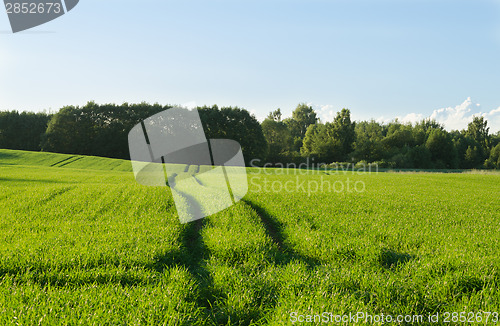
[0, 149, 132, 172]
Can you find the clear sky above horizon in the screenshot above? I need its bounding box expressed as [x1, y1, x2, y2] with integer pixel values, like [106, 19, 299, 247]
[1, 0, 499, 131]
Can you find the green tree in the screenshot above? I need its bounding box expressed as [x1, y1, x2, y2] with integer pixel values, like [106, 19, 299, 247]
[0, 111, 51, 151]
[450, 131, 471, 169]
[413, 119, 443, 146]
[267, 108, 283, 122]
[42, 102, 166, 158]
[464, 145, 482, 168]
[42, 102, 266, 164]
[425, 129, 457, 168]
[491, 131, 500, 148]
[382, 121, 415, 149]
[465, 116, 490, 162]
[353, 120, 385, 162]
[284, 103, 318, 151]
[198, 105, 267, 164]
[409, 145, 432, 169]
[261, 109, 292, 163]
[291, 103, 318, 138]
[301, 123, 341, 162]
[486, 143, 500, 168]
[328, 108, 356, 160]
[301, 108, 355, 162]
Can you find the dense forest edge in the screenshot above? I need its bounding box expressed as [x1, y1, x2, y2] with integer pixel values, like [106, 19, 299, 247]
[0, 101, 499, 169]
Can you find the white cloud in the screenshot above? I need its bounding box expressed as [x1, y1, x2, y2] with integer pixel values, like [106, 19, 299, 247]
[249, 109, 267, 122]
[309, 98, 500, 133]
[389, 98, 500, 133]
[484, 107, 500, 133]
[316, 104, 336, 123]
[488, 107, 500, 116]
[303, 103, 333, 122]
[398, 112, 424, 124]
[428, 97, 479, 131]
[311, 103, 363, 123]
[181, 101, 197, 109]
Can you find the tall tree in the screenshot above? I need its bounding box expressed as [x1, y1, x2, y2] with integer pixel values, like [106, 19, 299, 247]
[353, 120, 384, 162]
[291, 103, 317, 138]
[382, 121, 415, 150]
[466, 116, 490, 159]
[284, 103, 318, 151]
[301, 123, 341, 162]
[425, 129, 457, 168]
[328, 108, 356, 160]
[267, 108, 283, 122]
[0, 111, 52, 151]
[464, 145, 482, 168]
[413, 119, 443, 146]
[197, 105, 267, 164]
[261, 109, 292, 163]
[487, 143, 500, 168]
[300, 108, 355, 162]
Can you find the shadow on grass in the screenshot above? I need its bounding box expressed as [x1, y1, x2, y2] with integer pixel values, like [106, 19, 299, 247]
[148, 218, 218, 309]
[0, 216, 220, 323]
[50, 156, 77, 167]
[456, 275, 485, 293]
[0, 151, 17, 160]
[378, 248, 414, 269]
[242, 199, 323, 268]
[0, 222, 210, 286]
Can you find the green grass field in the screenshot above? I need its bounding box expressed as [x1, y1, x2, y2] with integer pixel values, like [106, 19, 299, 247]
[0, 149, 499, 325]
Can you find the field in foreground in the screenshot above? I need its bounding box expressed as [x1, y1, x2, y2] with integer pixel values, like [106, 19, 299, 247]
[0, 149, 499, 325]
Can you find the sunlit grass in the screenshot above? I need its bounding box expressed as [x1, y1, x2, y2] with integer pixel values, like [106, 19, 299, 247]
[0, 149, 499, 325]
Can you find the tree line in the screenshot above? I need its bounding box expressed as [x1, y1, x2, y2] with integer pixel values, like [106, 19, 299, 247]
[0, 102, 266, 165]
[262, 103, 500, 169]
[0, 111, 52, 152]
[0, 102, 499, 169]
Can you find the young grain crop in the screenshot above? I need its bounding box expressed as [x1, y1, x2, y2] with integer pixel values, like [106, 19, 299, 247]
[0, 149, 499, 325]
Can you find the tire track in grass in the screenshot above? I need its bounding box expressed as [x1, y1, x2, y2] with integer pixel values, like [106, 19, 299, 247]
[148, 190, 217, 319]
[58, 156, 83, 167]
[192, 175, 204, 186]
[158, 219, 221, 321]
[163, 182, 322, 321]
[241, 199, 323, 268]
[37, 186, 77, 206]
[185, 171, 319, 250]
[162, 181, 300, 322]
[50, 156, 76, 167]
[0, 188, 213, 298]
[160, 186, 278, 322]
[171, 191, 218, 314]
[180, 218, 217, 312]
[240, 200, 395, 323]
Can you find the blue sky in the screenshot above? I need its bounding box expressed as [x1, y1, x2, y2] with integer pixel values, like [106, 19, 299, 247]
[1, 0, 499, 131]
